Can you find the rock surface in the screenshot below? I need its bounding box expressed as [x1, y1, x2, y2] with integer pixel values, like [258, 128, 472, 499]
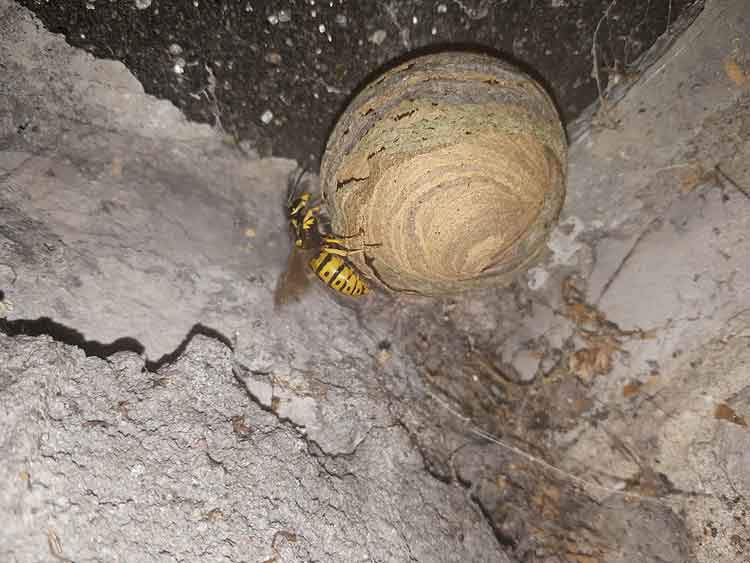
[1, 0, 749, 561]
[0, 333, 500, 562]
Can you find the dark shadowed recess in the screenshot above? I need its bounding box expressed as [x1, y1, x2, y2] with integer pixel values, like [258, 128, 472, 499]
[16, 0, 698, 164]
[0, 317, 232, 371]
[0, 316, 145, 357]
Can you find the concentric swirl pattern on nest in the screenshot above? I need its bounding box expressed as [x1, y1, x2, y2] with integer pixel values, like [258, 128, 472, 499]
[320, 52, 567, 295]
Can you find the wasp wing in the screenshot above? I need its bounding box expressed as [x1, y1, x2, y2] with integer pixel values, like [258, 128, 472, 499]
[274, 245, 316, 310]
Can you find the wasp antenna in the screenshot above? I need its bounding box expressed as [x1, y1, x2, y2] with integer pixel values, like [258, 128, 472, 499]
[294, 165, 308, 185]
[286, 165, 310, 204]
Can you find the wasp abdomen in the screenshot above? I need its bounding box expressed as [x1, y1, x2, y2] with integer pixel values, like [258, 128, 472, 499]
[310, 252, 368, 297]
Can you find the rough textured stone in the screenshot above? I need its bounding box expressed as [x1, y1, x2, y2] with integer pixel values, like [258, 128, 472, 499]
[2, 0, 750, 561]
[0, 333, 501, 562]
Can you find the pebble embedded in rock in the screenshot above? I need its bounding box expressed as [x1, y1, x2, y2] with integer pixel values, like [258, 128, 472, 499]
[511, 349, 542, 383]
[135, 0, 152, 9]
[264, 52, 282, 65]
[369, 29, 387, 45]
[173, 57, 186, 75]
[260, 109, 274, 124]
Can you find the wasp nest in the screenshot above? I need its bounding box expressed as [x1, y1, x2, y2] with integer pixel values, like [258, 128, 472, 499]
[320, 52, 567, 295]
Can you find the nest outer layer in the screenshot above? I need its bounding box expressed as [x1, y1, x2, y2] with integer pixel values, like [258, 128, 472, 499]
[320, 52, 567, 295]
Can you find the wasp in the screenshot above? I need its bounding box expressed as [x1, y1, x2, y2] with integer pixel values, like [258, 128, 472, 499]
[274, 169, 372, 307]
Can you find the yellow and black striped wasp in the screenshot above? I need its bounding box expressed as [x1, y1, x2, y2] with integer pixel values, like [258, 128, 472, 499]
[274, 168, 372, 308]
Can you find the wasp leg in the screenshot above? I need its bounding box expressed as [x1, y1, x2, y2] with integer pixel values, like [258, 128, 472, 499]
[323, 238, 382, 252]
[302, 206, 320, 231]
[323, 236, 355, 245]
[320, 245, 365, 257]
[323, 227, 365, 242]
[288, 192, 310, 215]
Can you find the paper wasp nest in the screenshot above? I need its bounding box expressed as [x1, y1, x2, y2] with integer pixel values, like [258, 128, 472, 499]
[320, 52, 567, 295]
